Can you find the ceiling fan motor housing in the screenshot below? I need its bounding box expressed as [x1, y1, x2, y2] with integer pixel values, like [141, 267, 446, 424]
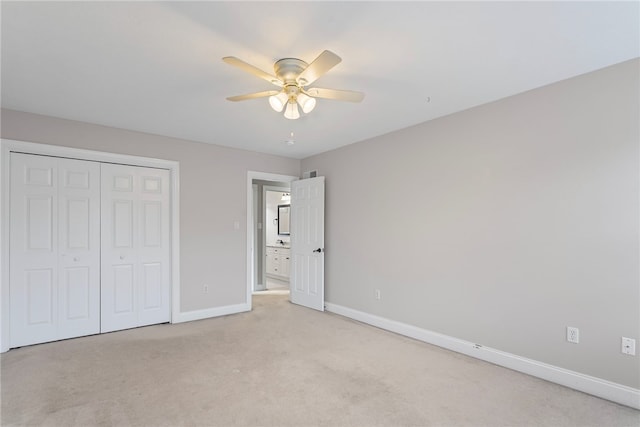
[274, 58, 309, 85]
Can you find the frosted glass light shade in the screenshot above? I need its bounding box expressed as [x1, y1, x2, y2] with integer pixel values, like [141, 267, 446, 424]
[269, 92, 288, 112]
[284, 102, 300, 120]
[297, 93, 316, 114]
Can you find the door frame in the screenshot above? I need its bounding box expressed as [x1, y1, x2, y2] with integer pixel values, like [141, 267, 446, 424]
[262, 185, 291, 289]
[246, 171, 297, 309]
[1, 139, 181, 352]
[252, 184, 261, 291]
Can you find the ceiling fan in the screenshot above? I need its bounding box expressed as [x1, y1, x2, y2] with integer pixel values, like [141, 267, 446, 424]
[223, 50, 364, 120]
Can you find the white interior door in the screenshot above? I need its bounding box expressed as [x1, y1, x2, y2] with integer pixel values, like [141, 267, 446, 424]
[290, 176, 325, 311]
[101, 164, 170, 333]
[10, 153, 100, 347]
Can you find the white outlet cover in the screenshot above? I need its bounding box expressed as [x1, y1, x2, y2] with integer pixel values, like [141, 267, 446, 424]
[567, 327, 579, 344]
[622, 337, 636, 355]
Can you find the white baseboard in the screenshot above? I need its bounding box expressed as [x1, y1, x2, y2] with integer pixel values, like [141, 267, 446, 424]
[325, 302, 640, 410]
[173, 302, 250, 324]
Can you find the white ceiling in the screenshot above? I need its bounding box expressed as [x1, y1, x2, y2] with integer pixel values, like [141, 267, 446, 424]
[2, 1, 638, 159]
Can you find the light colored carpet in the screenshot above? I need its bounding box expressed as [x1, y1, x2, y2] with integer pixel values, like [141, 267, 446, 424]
[1, 293, 638, 426]
[265, 277, 289, 291]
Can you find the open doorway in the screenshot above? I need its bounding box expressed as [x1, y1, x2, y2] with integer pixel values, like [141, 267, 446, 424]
[246, 172, 298, 309]
[258, 184, 291, 293]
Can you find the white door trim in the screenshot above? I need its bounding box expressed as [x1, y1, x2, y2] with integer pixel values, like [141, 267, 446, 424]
[252, 184, 261, 292]
[1, 139, 181, 352]
[246, 171, 297, 309]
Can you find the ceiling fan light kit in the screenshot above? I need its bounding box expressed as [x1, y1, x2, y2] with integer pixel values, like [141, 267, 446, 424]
[223, 50, 364, 120]
[284, 102, 300, 120]
[268, 92, 288, 112]
[296, 93, 316, 114]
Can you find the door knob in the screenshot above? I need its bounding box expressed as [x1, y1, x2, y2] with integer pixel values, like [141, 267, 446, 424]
[313, 248, 323, 253]
[120, 255, 125, 260]
[73, 257, 79, 262]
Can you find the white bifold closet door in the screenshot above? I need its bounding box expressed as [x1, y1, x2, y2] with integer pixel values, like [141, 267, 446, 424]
[10, 154, 171, 348]
[10, 153, 101, 347]
[100, 164, 170, 333]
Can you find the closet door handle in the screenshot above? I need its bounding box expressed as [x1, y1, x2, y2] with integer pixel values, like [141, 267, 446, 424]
[119, 255, 125, 260]
[313, 248, 323, 253]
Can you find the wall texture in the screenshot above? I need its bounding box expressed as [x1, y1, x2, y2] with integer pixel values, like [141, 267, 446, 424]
[301, 59, 640, 388]
[1, 109, 300, 312]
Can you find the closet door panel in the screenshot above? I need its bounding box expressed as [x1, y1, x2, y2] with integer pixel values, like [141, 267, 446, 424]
[25, 269, 55, 325]
[58, 158, 100, 340]
[113, 264, 135, 313]
[63, 267, 90, 319]
[101, 164, 170, 332]
[26, 197, 54, 251]
[141, 262, 162, 309]
[101, 164, 139, 333]
[137, 169, 170, 327]
[113, 200, 134, 248]
[10, 153, 59, 347]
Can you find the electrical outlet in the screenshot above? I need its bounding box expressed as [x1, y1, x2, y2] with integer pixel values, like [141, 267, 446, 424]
[203, 284, 209, 293]
[375, 290, 381, 300]
[622, 337, 636, 356]
[567, 327, 579, 344]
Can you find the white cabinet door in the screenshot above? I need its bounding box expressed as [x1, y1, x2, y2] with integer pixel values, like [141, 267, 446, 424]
[10, 153, 100, 347]
[280, 248, 291, 279]
[101, 164, 170, 333]
[290, 177, 325, 311]
[265, 247, 278, 275]
[266, 247, 291, 279]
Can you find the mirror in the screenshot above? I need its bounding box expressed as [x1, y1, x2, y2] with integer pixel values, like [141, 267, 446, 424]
[278, 204, 290, 235]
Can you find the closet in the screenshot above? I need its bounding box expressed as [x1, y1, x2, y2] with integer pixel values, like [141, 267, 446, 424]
[9, 153, 171, 348]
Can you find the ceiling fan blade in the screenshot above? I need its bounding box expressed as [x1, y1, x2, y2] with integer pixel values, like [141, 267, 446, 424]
[226, 90, 280, 102]
[297, 50, 342, 86]
[306, 87, 365, 103]
[222, 57, 283, 87]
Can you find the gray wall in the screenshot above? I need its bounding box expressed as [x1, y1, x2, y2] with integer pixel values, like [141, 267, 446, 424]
[1, 109, 301, 312]
[301, 59, 640, 388]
